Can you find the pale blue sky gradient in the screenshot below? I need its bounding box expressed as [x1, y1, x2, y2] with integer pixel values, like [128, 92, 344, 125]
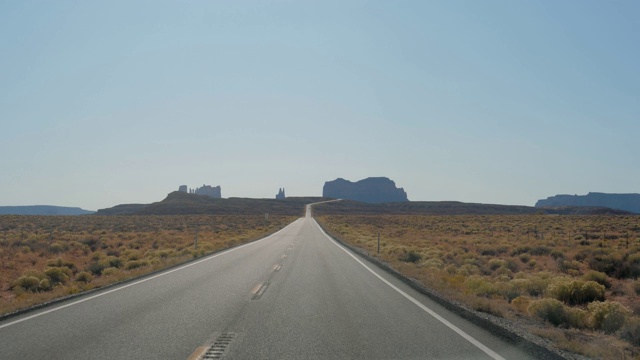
[1, 1, 639, 210]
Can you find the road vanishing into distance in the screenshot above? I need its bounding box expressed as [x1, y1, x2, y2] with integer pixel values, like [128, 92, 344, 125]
[0, 205, 541, 360]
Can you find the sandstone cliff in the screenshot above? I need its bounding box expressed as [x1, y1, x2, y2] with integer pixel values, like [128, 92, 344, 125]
[535, 192, 640, 214]
[322, 177, 408, 203]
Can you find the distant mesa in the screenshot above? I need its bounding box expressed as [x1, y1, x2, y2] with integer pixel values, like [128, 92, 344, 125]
[276, 188, 286, 200]
[96, 191, 325, 216]
[323, 177, 409, 203]
[179, 184, 221, 198]
[0, 205, 94, 216]
[535, 192, 640, 214]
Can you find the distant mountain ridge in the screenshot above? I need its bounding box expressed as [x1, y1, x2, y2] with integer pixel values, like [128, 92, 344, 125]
[323, 177, 408, 203]
[536, 192, 640, 214]
[313, 200, 631, 216]
[97, 191, 325, 216]
[0, 206, 94, 215]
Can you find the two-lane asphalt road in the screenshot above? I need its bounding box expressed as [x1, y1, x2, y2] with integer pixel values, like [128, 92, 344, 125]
[0, 207, 540, 359]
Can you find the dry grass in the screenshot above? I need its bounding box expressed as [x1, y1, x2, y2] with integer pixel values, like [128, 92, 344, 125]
[316, 214, 640, 359]
[0, 214, 295, 315]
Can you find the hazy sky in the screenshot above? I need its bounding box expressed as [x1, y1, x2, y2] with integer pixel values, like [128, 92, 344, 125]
[1, 1, 639, 211]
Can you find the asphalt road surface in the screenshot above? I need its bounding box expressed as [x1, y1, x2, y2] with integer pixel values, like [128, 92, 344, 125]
[0, 206, 541, 359]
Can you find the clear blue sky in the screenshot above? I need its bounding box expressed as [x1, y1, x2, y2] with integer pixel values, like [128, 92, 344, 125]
[1, 1, 638, 211]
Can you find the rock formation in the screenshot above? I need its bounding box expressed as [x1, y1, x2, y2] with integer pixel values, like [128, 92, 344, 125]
[193, 185, 222, 198]
[535, 192, 640, 214]
[179, 184, 222, 198]
[322, 177, 408, 203]
[276, 188, 286, 200]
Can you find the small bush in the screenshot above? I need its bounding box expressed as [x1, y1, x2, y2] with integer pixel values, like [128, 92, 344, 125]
[465, 276, 497, 297]
[458, 264, 480, 276]
[22, 269, 46, 280]
[479, 247, 498, 256]
[511, 246, 531, 256]
[471, 297, 505, 317]
[13, 276, 41, 292]
[86, 261, 107, 275]
[558, 260, 581, 273]
[157, 250, 171, 258]
[530, 246, 551, 256]
[399, 250, 422, 263]
[588, 254, 629, 279]
[511, 296, 530, 313]
[550, 249, 564, 260]
[547, 278, 605, 305]
[38, 278, 51, 291]
[126, 251, 141, 261]
[582, 271, 611, 288]
[566, 307, 589, 329]
[421, 258, 443, 269]
[524, 277, 550, 297]
[46, 258, 78, 272]
[488, 259, 505, 270]
[529, 298, 567, 326]
[528, 298, 586, 328]
[626, 252, 640, 266]
[45, 267, 70, 284]
[49, 242, 65, 253]
[620, 317, 640, 346]
[75, 271, 93, 283]
[101, 267, 121, 276]
[633, 279, 640, 296]
[588, 301, 630, 334]
[124, 260, 149, 270]
[103, 256, 124, 268]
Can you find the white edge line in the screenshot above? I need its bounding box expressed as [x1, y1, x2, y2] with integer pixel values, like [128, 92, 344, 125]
[0, 219, 302, 330]
[313, 219, 506, 360]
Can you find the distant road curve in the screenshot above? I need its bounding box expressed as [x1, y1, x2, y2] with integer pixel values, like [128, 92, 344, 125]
[0, 203, 540, 360]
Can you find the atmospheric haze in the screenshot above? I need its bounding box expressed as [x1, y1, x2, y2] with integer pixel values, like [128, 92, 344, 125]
[1, 1, 638, 211]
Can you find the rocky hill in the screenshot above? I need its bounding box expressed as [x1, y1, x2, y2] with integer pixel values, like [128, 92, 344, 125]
[313, 200, 632, 216]
[96, 191, 325, 216]
[322, 177, 408, 203]
[0, 206, 94, 215]
[536, 192, 640, 214]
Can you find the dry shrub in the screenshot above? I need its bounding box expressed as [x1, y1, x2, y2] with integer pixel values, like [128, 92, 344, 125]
[124, 260, 149, 270]
[588, 301, 631, 334]
[547, 277, 605, 305]
[399, 249, 422, 263]
[470, 297, 505, 317]
[529, 298, 568, 326]
[620, 317, 640, 346]
[75, 271, 93, 283]
[511, 296, 530, 313]
[421, 258, 443, 269]
[45, 267, 71, 284]
[582, 270, 611, 288]
[49, 242, 65, 254]
[13, 276, 41, 292]
[633, 279, 640, 296]
[39, 278, 51, 291]
[465, 275, 496, 297]
[101, 267, 121, 277]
